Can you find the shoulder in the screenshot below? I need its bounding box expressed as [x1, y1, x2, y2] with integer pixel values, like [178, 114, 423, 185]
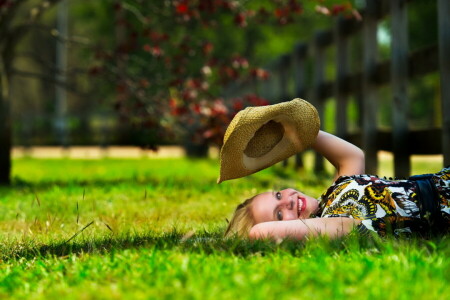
[318, 174, 390, 214]
[320, 175, 359, 202]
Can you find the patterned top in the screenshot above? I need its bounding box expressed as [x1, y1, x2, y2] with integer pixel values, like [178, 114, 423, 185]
[317, 167, 450, 237]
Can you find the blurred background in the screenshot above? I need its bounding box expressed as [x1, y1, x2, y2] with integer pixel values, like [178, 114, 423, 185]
[0, 0, 446, 183]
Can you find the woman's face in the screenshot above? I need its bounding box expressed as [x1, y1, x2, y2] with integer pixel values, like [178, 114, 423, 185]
[251, 188, 319, 224]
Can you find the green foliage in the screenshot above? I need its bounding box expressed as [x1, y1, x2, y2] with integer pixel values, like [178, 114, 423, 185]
[0, 157, 448, 299]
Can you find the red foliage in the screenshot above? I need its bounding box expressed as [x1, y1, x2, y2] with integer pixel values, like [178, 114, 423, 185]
[198, 0, 215, 13]
[166, 93, 270, 145]
[268, 0, 304, 24]
[274, 8, 287, 18]
[202, 42, 214, 55]
[95, 0, 351, 147]
[142, 44, 152, 52]
[139, 79, 150, 88]
[0, 0, 13, 9]
[234, 12, 247, 27]
[113, 2, 122, 11]
[250, 68, 270, 80]
[315, 2, 358, 19]
[88, 66, 103, 76]
[331, 3, 352, 16]
[144, 30, 169, 43]
[175, 2, 189, 14]
[288, 0, 303, 14]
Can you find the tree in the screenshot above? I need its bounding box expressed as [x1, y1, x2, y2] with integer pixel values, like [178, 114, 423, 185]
[0, 0, 64, 185]
[0, 0, 354, 185]
[92, 0, 356, 151]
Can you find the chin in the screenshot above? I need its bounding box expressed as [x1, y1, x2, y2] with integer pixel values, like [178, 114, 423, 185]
[306, 198, 318, 217]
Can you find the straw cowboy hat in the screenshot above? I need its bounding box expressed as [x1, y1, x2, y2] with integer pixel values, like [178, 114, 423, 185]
[217, 98, 320, 183]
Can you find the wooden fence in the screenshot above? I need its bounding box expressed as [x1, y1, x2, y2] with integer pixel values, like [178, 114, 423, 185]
[224, 0, 450, 177]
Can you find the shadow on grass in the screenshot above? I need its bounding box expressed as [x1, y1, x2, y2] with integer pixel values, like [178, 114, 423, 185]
[3, 228, 447, 262]
[0, 230, 320, 261]
[0, 168, 331, 196]
[0, 176, 227, 196]
[0, 230, 276, 261]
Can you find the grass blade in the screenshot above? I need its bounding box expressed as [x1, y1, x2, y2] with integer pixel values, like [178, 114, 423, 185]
[65, 221, 94, 244]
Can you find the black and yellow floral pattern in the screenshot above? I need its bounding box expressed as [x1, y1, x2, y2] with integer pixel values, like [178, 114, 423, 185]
[317, 167, 450, 237]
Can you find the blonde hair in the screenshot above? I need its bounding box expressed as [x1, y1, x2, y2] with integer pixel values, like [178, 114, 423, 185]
[224, 196, 256, 238]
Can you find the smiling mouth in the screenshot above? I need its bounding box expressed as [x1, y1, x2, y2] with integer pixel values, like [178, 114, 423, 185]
[297, 195, 306, 218]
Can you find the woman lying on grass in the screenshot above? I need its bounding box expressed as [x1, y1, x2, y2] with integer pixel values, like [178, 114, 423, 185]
[219, 99, 449, 240]
[224, 130, 450, 241]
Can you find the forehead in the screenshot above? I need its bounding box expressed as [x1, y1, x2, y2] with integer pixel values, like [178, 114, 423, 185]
[251, 192, 275, 224]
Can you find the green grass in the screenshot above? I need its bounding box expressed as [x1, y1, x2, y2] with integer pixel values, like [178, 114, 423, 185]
[0, 155, 448, 299]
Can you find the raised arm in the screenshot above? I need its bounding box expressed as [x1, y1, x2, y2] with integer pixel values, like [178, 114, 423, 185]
[249, 217, 361, 241]
[311, 131, 365, 181]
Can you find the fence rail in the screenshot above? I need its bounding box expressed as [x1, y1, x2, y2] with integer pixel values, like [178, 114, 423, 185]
[224, 0, 450, 177]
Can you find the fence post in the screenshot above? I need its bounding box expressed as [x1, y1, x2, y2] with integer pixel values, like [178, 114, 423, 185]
[21, 112, 33, 148]
[0, 65, 11, 185]
[258, 74, 270, 101]
[266, 64, 279, 103]
[312, 32, 326, 173]
[278, 54, 291, 167]
[293, 43, 309, 169]
[335, 16, 349, 139]
[55, 0, 69, 147]
[279, 54, 291, 103]
[362, 0, 379, 175]
[391, 0, 410, 177]
[293, 43, 308, 99]
[438, 0, 450, 166]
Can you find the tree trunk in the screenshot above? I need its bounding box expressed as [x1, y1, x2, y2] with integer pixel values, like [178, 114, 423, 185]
[183, 133, 209, 158]
[0, 68, 12, 185]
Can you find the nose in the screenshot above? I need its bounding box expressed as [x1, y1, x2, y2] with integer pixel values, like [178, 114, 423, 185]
[280, 190, 297, 220]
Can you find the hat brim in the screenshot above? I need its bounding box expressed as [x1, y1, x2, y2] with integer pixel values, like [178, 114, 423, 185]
[217, 98, 320, 183]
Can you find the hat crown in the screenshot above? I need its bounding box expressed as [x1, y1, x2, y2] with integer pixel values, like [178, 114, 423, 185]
[244, 120, 284, 158]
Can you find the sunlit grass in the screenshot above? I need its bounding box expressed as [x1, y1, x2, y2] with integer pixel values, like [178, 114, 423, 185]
[0, 154, 447, 299]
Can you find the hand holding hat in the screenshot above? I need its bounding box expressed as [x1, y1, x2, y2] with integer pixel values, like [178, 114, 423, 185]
[217, 98, 320, 183]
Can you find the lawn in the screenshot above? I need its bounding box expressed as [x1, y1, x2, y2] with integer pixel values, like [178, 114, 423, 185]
[0, 154, 448, 299]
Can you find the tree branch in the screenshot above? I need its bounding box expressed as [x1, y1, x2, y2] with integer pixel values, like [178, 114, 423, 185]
[122, 1, 149, 24]
[1, 0, 63, 70]
[29, 0, 63, 22]
[0, 0, 28, 41]
[14, 51, 91, 80]
[11, 68, 84, 96]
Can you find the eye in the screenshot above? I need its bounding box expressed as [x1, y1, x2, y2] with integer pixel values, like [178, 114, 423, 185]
[276, 210, 283, 221]
[275, 192, 282, 200]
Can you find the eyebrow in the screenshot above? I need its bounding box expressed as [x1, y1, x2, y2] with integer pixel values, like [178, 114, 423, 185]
[271, 191, 279, 220]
